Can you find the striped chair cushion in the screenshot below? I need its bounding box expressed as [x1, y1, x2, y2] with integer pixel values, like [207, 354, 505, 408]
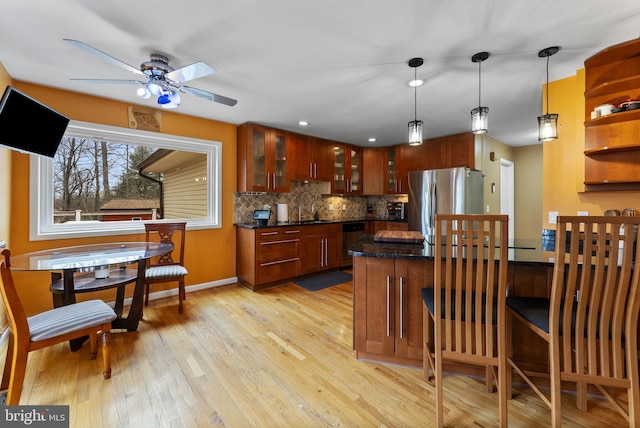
[28, 300, 116, 342]
[145, 265, 188, 279]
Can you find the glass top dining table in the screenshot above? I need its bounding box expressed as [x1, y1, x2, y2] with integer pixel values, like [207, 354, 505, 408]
[10, 242, 174, 349]
[10, 242, 173, 272]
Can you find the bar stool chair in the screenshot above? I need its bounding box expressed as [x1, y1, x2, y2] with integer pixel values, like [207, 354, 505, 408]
[506, 216, 640, 427]
[422, 214, 509, 427]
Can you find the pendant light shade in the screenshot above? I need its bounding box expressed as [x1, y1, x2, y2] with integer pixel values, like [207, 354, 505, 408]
[408, 120, 423, 146]
[471, 52, 490, 134]
[407, 57, 424, 146]
[537, 46, 560, 142]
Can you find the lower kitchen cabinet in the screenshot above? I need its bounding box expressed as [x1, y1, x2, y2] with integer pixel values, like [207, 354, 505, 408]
[299, 224, 342, 275]
[237, 226, 302, 291]
[236, 224, 342, 291]
[353, 256, 427, 367]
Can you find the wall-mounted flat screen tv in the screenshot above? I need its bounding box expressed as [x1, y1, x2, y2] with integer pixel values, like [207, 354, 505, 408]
[0, 85, 70, 158]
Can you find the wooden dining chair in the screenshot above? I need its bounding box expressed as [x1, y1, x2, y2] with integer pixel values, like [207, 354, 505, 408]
[0, 249, 116, 405]
[144, 221, 188, 313]
[422, 214, 509, 427]
[506, 216, 640, 427]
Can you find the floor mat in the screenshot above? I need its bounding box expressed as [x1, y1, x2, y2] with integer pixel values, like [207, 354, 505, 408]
[294, 271, 352, 291]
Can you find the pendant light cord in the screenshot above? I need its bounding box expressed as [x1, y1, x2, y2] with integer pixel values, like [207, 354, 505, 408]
[414, 66, 418, 121]
[478, 60, 482, 108]
[545, 53, 550, 115]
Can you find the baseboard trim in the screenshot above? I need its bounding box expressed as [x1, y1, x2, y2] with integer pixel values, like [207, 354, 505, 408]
[106, 276, 239, 308]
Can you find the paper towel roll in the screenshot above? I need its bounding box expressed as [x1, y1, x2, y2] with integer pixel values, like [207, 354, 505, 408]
[276, 204, 288, 223]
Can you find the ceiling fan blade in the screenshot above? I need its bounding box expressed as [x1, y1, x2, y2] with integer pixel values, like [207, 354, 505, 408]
[64, 39, 145, 77]
[180, 86, 237, 106]
[70, 78, 145, 85]
[167, 62, 216, 83]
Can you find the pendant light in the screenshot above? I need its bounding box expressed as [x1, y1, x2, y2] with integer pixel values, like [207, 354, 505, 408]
[407, 57, 424, 146]
[471, 52, 490, 134]
[537, 46, 560, 142]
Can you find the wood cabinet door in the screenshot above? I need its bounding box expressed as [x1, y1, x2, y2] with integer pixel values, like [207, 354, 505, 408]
[311, 138, 333, 182]
[363, 147, 384, 195]
[397, 144, 423, 194]
[393, 259, 428, 361]
[353, 257, 396, 357]
[445, 133, 475, 169]
[324, 225, 342, 269]
[290, 132, 310, 180]
[239, 124, 289, 192]
[422, 136, 446, 170]
[299, 231, 322, 275]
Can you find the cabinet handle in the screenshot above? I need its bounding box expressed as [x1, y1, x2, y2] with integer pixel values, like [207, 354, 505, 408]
[273, 173, 276, 189]
[320, 239, 324, 266]
[309, 163, 313, 178]
[259, 257, 300, 267]
[399, 276, 404, 339]
[386, 276, 391, 337]
[324, 238, 328, 266]
[260, 238, 300, 245]
[260, 231, 279, 236]
[284, 230, 300, 234]
[314, 163, 317, 178]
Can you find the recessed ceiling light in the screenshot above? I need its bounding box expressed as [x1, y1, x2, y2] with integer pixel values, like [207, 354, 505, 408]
[368, 137, 377, 142]
[408, 79, 424, 87]
[298, 121, 309, 126]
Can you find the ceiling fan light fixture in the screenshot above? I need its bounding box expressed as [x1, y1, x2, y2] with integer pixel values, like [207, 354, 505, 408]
[537, 46, 560, 142]
[157, 94, 171, 105]
[147, 82, 164, 97]
[169, 90, 181, 105]
[471, 52, 490, 134]
[136, 86, 151, 99]
[407, 57, 424, 146]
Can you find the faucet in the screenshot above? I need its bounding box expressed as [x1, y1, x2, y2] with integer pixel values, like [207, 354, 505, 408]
[294, 188, 315, 222]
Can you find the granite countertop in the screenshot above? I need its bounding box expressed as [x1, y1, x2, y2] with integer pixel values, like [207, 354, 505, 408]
[348, 235, 554, 265]
[234, 218, 408, 229]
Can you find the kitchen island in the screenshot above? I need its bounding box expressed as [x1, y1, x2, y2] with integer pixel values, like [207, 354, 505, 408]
[349, 235, 555, 374]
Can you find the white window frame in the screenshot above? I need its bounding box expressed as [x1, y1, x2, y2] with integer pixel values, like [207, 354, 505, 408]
[30, 120, 222, 240]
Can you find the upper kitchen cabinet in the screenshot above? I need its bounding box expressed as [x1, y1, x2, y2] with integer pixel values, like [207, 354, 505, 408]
[583, 38, 640, 191]
[421, 137, 446, 170]
[363, 147, 384, 195]
[443, 132, 476, 169]
[332, 143, 362, 194]
[384, 145, 422, 194]
[237, 123, 290, 192]
[290, 134, 332, 182]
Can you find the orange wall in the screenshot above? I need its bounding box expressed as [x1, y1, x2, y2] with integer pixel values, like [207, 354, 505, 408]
[542, 70, 640, 229]
[9, 82, 237, 314]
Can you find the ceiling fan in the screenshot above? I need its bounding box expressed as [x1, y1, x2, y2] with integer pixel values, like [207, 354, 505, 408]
[63, 39, 237, 109]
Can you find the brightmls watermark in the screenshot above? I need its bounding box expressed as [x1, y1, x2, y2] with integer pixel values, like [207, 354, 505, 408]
[2, 406, 69, 427]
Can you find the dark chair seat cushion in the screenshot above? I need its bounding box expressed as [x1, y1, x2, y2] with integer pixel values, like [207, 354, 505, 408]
[506, 296, 618, 341]
[421, 287, 499, 325]
[506, 296, 550, 333]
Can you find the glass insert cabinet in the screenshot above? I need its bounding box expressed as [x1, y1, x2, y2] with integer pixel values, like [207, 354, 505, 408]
[332, 144, 361, 194]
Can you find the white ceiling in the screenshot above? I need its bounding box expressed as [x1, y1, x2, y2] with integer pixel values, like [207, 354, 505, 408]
[1, 0, 640, 147]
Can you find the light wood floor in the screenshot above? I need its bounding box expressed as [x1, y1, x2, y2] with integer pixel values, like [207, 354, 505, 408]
[6, 278, 629, 427]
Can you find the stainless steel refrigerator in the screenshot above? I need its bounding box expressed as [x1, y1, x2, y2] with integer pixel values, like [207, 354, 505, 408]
[407, 168, 484, 241]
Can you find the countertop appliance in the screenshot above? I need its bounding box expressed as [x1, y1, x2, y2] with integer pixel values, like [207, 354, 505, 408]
[407, 168, 483, 242]
[387, 202, 407, 220]
[342, 222, 366, 267]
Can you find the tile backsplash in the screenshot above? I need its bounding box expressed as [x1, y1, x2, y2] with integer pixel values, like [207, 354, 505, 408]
[234, 181, 407, 224]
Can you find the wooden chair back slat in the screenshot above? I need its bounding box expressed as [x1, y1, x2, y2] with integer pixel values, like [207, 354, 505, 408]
[552, 216, 640, 383]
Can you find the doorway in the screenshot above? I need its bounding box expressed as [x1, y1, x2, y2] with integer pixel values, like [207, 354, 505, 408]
[500, 159, 515, 239]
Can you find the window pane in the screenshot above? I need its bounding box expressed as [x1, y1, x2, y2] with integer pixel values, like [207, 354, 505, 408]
[31, 121, 221, 240]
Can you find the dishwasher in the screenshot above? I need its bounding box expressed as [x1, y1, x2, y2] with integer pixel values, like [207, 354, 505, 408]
[341, 222, 366, 268]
